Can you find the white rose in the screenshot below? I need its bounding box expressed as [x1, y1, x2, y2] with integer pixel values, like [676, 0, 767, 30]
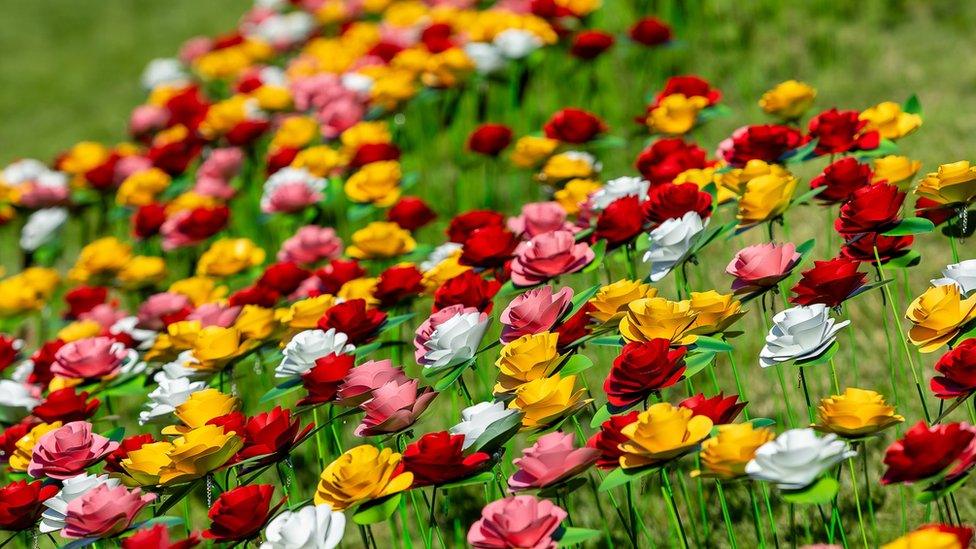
[139, 369, 208, 425]
[276, 329, 355, 378]
[449, 401, 519, 450]
[20, 208, 68, 252]
[140, 58, 187, 90]
[759, 304, 850, 368]
[248, 12, 315, 48]
[261, 167, 327, 212]
[493, 29, 542, 59]
[110, 316, 158, 350]
[420, 311, 489, 369]
[932, 259, 976, 296]
[2, 158, 49, 184]
[420, 242, 463, 272]
[40, 474, 121, 533]
[341, 72, 373, 95]
[745, 428, 856, 489]
[259, 66, 289, 88]
[464, 42, 505, 74]
[260, 503, 346, 549]
[642, 211, 707, 282]
[0, 379, 39, 423]
[589, 176, 649, 211]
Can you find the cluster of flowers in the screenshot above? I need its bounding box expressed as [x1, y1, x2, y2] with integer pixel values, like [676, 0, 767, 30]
[3, 0, 976, 547]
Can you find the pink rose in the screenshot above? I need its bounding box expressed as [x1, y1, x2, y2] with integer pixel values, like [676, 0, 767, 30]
[62, 484, 154, 539]
[113, 156, 154, 186]
[413, 304, 476, 363]
[510, 230, 595, 287]
[261, 182, 323, 214]
[28, 421, 119, 480]
[129, 105, 169, 136]
[508, 431, 599, 491]
[467, 495, 567, 549]
[317, 94, 366, 140]
[16, 182, 70, 208]
[507, 202, 574, 239]
[198, 147, 244, 181]
[186, 303, 242, 328]
[78, 304, 127, 330]
[290, 74, 345, 112]
[137, 292, 193, 331]
[277, 225, 343, 265]
[193, 176, 237, 200]
[52, 337, 131, 379]
[354, 379, 438, 437]
[178, 36, 214, 63]
[499, 286, 573, 344]
[336, 359, 408, 407]
[726, 242, 801, 294]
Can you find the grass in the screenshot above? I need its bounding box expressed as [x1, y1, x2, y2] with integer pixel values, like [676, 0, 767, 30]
[1, 0, 975, 547]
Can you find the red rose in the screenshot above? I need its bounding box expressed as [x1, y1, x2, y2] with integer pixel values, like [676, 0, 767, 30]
[447, 210, 506, 243]
[915, 197, 957, 227]
[133, 203, 168, 239]
[225, 119, 271, 146]
[317, 299, 387, 344]
[653, 75, 720, 107]
[122, 524, 200, 549]
[350, 142, 401, 168]
[881, 421, 976, 485]
[460, 225, 519, 268]
[31, 387, 100, 423]
[265, 146, 300, 176]
[931, 340, 976, 399]
[387, 196, 436, 231]
[594, 196, 644, 248]
[570, 30, 615, 60]
[234, 406, 313, 463]
[605, 340, 686, 408]
[543, 108, 607, 144]
[629, 17, 672, 46]
[26, 339, 65, 385]
[840, 233, 914, 265]
[635, 137, 711, 185]
[1, 419, 39, 462]
[258, 262, 311, 295]
[367, 41, 405, 63]
[64, 286, 108, 319]
[556, 302, 594, 349]
[174, 205, 230, 241]
[148, 135, 204, 176]
[299, 352, 355, 406]
[315, 259, 366, 295]
[0, 334, 19, 373]
[433, 270, 501, 313]
[789, 258, 866, 308]
[164, 86, 209, 131]
[375, 265, 425, 308]
[679, 392, 746, 424]
[642, 182, 712, 225]
[530, 0, 573, 19]
[84, 153, 121, 191]
[718, 125, 802, 167]
[402, 431, 491, 486]
[0, 480, 60, 531]
[586, 411, 639, 469]
[916, 524, 974, 548]
[805, 108, 880, 155]
[810, 157, 873, 204]
[203, 484, 283, 542]
[467, 124, 514, 156]
[420, 22, 454, 53]
[228, 285, 281, 308]
[104, 433, 156, 474]
[835, 183, 905, 235]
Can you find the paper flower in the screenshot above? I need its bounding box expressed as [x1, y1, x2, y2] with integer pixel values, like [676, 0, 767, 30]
[745, 428, 856, 489]
[759, 304, 850, 367]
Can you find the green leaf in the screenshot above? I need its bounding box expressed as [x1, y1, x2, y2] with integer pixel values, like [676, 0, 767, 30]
[689, 221, 736, 256]
[693, 335, 733, 352]
[354, 340, 384, 358]
[590, 336, 624, 347]
[439, 471, 495, 490]
[587, 135, 627, 150]
[848, 278, 894, 299]
[129, 516, 184, 530]
[683, 351, 716, 379]
[347, 203, 376, 221]
[563, 284, 600, 321]
[560, 354, 593, 376]
[855, 138, 899, 159]
[750, 418, 776, 428]
[538, 476, 588, 498]
[557, 527, 603, 547]
[790, 185, 827, 206]
[470, 410, 523, 454]
[795, 341, 839, 367]
[99, 375, 148, 397]
[697, 104, 732, 123]
[885, 250, 922, 270]
[903, 94, 922, 115]
[796, 238, 817, 257]
[780, 477, 839, 505]
[882, 217, 935, 236]
[353, 493, 402, 525]
[498, 279, 528, 297]
[381, 313, 416, 333]
[103, 426, 125, 442]
[259, 378, 303, 404]
[432, 361, 474, 391]
[401, 171, 420, 190]
[782, 138, 818, 163]
[599, 465, 661, 491]
[589, 404, 614, 428]
[582, 240, 607, 273]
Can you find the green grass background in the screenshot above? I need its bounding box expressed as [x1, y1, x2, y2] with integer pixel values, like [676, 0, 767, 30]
[1, 0, 975, 547]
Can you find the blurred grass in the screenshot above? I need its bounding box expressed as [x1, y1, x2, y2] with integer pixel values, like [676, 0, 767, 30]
[1, 0, 975, 547]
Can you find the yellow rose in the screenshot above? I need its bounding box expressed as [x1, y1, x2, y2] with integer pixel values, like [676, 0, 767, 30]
[860, 101, 921, 140]
[508, 373, 589, 431]
[252, 85, 292, 111]
[200, 96, 252, 138]
[688, 291, 745, 335]
[7, 422, 62, 472]
[759, 80, 816, 120]
[278, 294, 336, 332]
[694, 423, 775, 479]
[158, 425, 243, 486]
[166, 320, 202, 351]
[872, 155, 921, 188]
[116, 168, 171, 207]
[905, 284, 976, 352]
[619, 403, 713, 469]
[194, 46, 254, 80]
[882, 526, 966, 549]
[539, 152, 598, 182]
[292, 146, 347, 178]
[588, 279, 657, 324]
[69, 237, 133, 282]
[196, 238, 266, 277]
[169, 277, 228, 306]
[675, 167, 735, 203]
[719, 160, 790, 200]
[916, 160, 976, 206]
[554, 178, 601, 215]
[60, 142, 110, 176]
[19, 267, 59, 296]
[57, 320, 102, 343]
[421, 47, 474, 89]
[191, 326, 254, 370]
[347, 221, 416, 259]
[511, 136, 559, 169]
[164, 191, 220, 215]
[494, 332, 563, 394]
[619, 297, 699, 345]
[815, 388, 904, 437]
[117, 256, 167, 287]
[736, 172, 798, 227]
[271, 116, 319, 151]
[344, 160, 401, 207]
[645, 94, 708, 135]
[368, 69, 417, 110]
[340, 121, 392, 152]
[554, 0, 600, 16]
[0, 276, 43, 317]
[314, 445, 414, 511]
[338, 277, 379, 306]
[234, 305, 276, 340]
[163, 388, 241, 435]
[120, 441, 175, 486]
[421, 255, 471, 294]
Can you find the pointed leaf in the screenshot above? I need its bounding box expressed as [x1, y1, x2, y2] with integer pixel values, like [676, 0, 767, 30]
[560, 354, 593, 376]
[353, 493, 402, 525]
[582, 240, 607, 273]
[882, 217, 935, 236]
[599, 465, 661, 492]
[780, 477, 839, 505]
[903, 94, 922, 115]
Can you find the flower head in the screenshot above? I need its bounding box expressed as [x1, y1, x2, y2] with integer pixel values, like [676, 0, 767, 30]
[467, 495, 566, 549]
[815, 388, 904, 437]
[745, 428, 856, 489]
[314, 445, 413, 510]
[696, 423, 775, 479]
[618, 402, 713, 469]
[508, 431, 598, 491]
[759, 304, 849, 368]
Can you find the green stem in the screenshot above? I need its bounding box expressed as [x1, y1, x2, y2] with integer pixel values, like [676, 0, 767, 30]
[660, 470, 690, 549]
[716, 481, 738, 549]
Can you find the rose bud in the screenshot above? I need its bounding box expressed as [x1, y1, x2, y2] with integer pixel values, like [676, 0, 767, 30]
[810, 157, 872, 204]
[790, 258, 867, 308]
[317, 299, 387, 345]
[447, 210, 506, 243]
[805, 108, 880, 155]
[387, 196, 436, 231]
[543, 108, 607, 144]
[460, 225, 519, 269]
[881, 421, 976, 485]
[509, 431, 598, 490]
[635, 137, 711, 185]
[467, 124, 514, 156]
[594, 196, 644, 249]
[570, 30, 615, 60]
[299, 352, 356, 406]
[587, 411, 639, 469]
[374, 265, 425, 308]
[931, 339, 976, 399]
[433, 270, 502, 313]
[679, 392, 747, 425]
[31, 387, 100, 423]
[629, 17, 672, 46]
[642, 182, 713, 225]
